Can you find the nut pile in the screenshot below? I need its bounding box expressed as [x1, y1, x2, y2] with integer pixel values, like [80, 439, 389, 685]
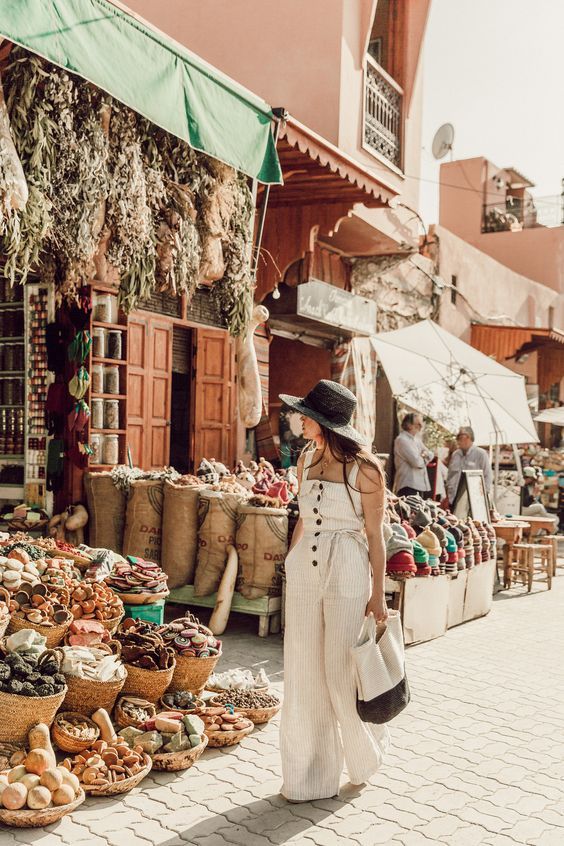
[54, 714, 98, 742]
[115, 622, 174, 670]
[106, 556, 168, 597]
[9, 583, 71, 627]
[62, 739, 147, 787]
[192, 704, 252, 734]
[158, 616, 221, 658]
[0, 646, 66, 697]
[211, 690, 280, 709]
[0, 551, 41, 592]
[69, 582, 123, 624]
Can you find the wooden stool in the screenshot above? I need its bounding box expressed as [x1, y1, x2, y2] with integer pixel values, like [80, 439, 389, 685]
[506, 543, 552, 592]
[539, 535, 564, 575]
[504, 543, 532, 589]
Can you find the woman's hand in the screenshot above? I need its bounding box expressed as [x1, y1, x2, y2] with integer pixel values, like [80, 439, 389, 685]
[365, 591, 388, 623]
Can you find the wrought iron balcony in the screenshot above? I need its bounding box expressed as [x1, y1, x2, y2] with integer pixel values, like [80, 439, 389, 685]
[363, 56, 403, 170]
[482, 194, 564, 233]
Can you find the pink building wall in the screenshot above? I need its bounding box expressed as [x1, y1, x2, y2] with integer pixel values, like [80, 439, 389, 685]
[439, 157, 564, 297]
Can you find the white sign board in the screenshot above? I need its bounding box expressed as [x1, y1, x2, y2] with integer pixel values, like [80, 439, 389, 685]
[297, 279, 377, 335]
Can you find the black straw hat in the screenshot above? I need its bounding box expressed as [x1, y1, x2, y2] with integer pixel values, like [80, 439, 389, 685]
[279, 379, 365, 445]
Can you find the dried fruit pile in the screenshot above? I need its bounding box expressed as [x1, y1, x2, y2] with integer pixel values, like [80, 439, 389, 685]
[106, 556, 168, 598]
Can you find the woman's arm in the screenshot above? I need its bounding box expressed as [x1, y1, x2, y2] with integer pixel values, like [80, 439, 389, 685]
[359, 462, 388, 622]
[287, 453, 305, 552]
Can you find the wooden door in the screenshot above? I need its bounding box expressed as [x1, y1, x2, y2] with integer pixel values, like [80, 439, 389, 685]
[148, 321, 172, 468]
[127, 316, 149, 467]
[193, 328, 236, 466]
[127, 316, 173, 469]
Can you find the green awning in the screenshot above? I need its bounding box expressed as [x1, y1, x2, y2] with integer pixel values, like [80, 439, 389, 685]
[0, 0, 283, 184]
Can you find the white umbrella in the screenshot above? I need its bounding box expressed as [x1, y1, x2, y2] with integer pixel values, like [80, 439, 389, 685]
[534, 407, 564, 426]
[371, 320, 539, 446]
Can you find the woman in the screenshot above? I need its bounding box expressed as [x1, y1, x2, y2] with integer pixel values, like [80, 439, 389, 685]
[279, 379, 390, 803]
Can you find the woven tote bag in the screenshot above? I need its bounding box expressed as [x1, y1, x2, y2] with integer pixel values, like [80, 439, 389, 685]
[351, 610, 410, 724]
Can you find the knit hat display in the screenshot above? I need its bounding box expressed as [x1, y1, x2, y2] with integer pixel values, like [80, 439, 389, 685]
[417, 528, 442, 557]
[386, 524, 413, 560]
[412, 540, 431, 576]
[412, 508, 432, 529]
[430, 523, 447, 547]
[402, 520, 416, 539]
[387, 551, 417, 577]
[428, 553, 441, 576]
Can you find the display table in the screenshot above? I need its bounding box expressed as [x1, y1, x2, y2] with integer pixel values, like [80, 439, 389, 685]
[504, 515, 556, 537]
[167, 585, 282, 637]
[386, 560, 496, 646]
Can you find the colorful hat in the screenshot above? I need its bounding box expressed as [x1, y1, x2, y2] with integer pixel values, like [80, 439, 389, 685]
[412, 540, 431, 576]
[402, 520, 416, 539]
[417, 528, 442, 557]
[445, 531, 458, 554]
[430, 523, 447, 547]
[387, 551, 417, 577]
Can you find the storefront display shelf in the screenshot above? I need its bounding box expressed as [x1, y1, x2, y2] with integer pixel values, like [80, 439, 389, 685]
[0, 371, 24, 377]
[0, 302, 23, 310]
[0, 455, 24, 462]
[0, 483, 24, 498]
[90, 428, 126, 435]
[0, 337, 24, 343]
[90, 393, 127, 400]
[168, 585, 282, 638]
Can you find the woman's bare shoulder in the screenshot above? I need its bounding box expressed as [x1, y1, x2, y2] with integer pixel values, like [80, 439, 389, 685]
[357, 458, 385, 492]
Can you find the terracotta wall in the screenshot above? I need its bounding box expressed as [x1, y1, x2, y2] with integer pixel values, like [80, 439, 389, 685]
[268, 336, 332, 436]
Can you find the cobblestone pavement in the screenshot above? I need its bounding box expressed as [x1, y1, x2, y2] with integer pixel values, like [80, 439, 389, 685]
[4, 574, 564, 846]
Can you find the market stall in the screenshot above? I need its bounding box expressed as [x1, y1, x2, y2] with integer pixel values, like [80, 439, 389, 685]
[0, 528, 281, 828]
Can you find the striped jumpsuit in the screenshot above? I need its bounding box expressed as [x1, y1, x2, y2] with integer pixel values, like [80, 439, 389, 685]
[280, 451, 390, 801]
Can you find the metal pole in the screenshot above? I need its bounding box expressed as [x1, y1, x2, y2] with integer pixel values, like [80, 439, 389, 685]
[250, 107, 287, 281]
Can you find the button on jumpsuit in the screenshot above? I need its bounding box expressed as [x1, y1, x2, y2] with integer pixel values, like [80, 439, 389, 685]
[280, 451, 390, 801]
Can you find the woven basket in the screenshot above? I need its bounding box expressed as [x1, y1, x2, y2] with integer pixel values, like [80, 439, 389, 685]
[216, 702, 281, 725]
[152, 734, 208, 772]
[169, 652, 221, 695]
[100, 613, 124, 636]
[51, 712, 100, 753]
[0, 687, 67, 743]
[0, 788, 85, 828]
[63, 674, 126, 717]
[205, 721, 254, 748]
[0, 586, 10, 639]
[121, 661, 175, 703]
[7, 613, 72, 648]
[82, 753, 152, 796]
[114, 697, 156, 730]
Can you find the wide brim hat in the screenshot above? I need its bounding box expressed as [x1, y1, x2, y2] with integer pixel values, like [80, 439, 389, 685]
[279, 379, 366, 445]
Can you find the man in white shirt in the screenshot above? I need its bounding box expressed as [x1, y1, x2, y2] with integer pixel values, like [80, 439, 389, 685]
[446, 426, 493, 505]
[393, 413, 434, 497]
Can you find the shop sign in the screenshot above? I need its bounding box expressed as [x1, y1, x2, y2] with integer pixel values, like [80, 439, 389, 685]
[297, 279, 376, 335]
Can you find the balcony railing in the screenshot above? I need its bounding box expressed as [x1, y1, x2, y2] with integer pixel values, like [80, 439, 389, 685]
[482, 194, 564, 233]
[363, 56, 403, 170]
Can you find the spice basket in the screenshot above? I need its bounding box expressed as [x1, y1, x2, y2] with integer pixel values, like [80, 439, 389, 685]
[0, 586, 11, 638]
[152, 734, 208, 772]
[7, 612, 72, 648]
[158, 696, 205, 716]
[205, 722, 254, 748]
[208, 694, 281, 725]
[82, 753, 152, 796]
[121, 662, 175, 703]
[169, 652, 221, 695]
[51, 712, 100, 753]
[100, 613, 124, 636]
[62, 674, 126, 717]
[114, 697, 156, 729]
[0, 687, 67, 743]
[0, 788, 85, 828]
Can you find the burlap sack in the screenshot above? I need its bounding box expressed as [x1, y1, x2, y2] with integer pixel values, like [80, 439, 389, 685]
[122, 479, 164, 564]
[193, 491, 239, 596]
[161, 480, 200, 588]
[236, 505, 288, 599]
[84, 472, 126, 553]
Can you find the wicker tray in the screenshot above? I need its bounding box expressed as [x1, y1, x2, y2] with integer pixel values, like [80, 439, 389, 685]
[114, 696, 156, 729]
[52, 711, 100, 753]
[152, 734, 208, 772]
[112, 590, 169, 606]
[158, 696, 205, 716]
[0, 788, 85, 828]
[0, 687, 67, 743]
[227, 702, 281, 725]
[121, 662, 175, 703]
[100, 613, 123, 636]
[205, 722, 254, 748]
[82, 753, 152, 796]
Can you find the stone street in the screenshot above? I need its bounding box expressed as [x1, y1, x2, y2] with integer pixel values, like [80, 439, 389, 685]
[4, 574, 564, 846]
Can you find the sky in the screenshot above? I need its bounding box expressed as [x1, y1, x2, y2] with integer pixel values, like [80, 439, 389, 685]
[418, 0, 564, 226]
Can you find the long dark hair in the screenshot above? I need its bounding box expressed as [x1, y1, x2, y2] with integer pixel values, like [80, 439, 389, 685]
[305, 423, 385, 507]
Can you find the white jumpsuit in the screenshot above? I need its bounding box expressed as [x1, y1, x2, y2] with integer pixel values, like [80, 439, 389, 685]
[280, 451, 390, 801]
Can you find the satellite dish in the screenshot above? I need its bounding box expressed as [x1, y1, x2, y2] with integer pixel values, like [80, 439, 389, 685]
[432, 123, 455, 160]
